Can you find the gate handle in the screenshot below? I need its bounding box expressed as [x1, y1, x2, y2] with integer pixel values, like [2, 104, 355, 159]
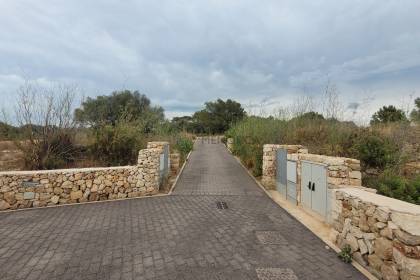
[308, 181, 311, 190]
[312, 182, 315, 191]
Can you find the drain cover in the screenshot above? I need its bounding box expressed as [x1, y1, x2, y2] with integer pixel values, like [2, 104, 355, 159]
[216, 201, 228, 209]
[256, 268, 298, 280]
[255, 231, 287, 245]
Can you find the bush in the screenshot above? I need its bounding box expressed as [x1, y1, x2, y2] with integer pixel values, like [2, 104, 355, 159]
[355, 134, 400, 170]
[90, 122, 145, 166]
[19, 131, 80, 170]
[338, 245, 352, 263]
[365, 172, 420, 204]
[174, 135, 194, 161]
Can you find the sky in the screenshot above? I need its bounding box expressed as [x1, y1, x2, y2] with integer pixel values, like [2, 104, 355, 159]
[1, 0, 419, 123]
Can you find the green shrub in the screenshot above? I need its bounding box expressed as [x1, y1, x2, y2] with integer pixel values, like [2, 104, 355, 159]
[355, 134, 400, 170]
[338, 245, 352, 263]
[174, 135, 194, 161]
[90, 122, 145, 166]
[365, 172, 420, 204]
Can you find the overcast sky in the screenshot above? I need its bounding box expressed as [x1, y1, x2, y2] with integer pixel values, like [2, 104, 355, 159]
[1, 0, 419, 122]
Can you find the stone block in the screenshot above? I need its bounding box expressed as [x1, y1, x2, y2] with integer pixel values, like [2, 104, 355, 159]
[375, 237, 393, 260]
[70, 190, 83, 200]
[0, 200, 10, 210]
[368, 254, 383, 271]
[23, 192, 35, 200]
[50, 195, 59, 204]
[395, 229, 420, 246]
[393, 240, 420, 259]
[345, 233, 359, 252]
[391, 212, 420, 236]
[393, 248, 420, 279]
[381, 261, 399, 280]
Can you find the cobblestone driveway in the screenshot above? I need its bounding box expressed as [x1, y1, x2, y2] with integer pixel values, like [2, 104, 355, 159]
[0, 139, 365, 279]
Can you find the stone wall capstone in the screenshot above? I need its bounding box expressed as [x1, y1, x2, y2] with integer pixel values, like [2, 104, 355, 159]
[0, 143, 165, 211]
[331, 188, 420, 280]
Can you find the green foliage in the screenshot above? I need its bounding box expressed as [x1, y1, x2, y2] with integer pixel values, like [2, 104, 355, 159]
[172, 116, 193, 131]
[89, 121, 145, 166]
[75, 90, 164, 129]
[371, 105, 408, 125]
[292, 111, 325, 121]
[365, 172, 420, 205]
[355, 134, 400, 170]
[174, 135, 194, 160]
[410, 97, 420, 122]
[190, 99, 246, 134]
[0, 122, 20, 140]
[227, 116, 362, 176]
[338, 245, 352, 263]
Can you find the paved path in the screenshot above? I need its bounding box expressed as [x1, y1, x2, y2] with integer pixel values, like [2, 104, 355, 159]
[0, 139, 365, 280]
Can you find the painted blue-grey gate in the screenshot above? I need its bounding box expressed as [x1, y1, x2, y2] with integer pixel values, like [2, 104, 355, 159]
[276, 149, 298, 203]
[276, 148, 287, 197]
[301, 161, 327, 217]
[286, 160, 297, 203]
[159, 145, 170, 186]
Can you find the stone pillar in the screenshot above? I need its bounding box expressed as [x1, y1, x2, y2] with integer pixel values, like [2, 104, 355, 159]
[227, 138, 234, 152]
[137, 148, 161, 193]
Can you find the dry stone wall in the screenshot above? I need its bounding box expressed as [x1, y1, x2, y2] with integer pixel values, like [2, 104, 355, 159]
[0, 144, 164, 211]
[332, 188, 420, 280]
[262, 144, 308, 188]
[226, 138, 234, 152]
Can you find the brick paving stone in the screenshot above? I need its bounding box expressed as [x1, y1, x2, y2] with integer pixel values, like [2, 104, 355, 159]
[0, 139, 366, 279]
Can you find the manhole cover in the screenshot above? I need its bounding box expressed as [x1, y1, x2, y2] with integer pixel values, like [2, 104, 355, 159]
[256, 268, 298, 280]
[216, 201, 228, 209]
[255, 231, 287, 245]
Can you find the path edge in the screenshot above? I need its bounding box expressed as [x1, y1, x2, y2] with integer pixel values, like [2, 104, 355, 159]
[168, 150, 192, 195]
[226, 145, 377, 280]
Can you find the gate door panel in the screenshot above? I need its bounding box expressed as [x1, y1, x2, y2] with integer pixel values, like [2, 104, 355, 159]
[311, 164, 327, 217]
[286, 160, 297, 202]
[301, 161, 312, 209]
[276, 149, 287, 197]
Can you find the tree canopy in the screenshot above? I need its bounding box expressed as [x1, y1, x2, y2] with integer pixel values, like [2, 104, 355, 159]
[191, 99, 246, 134]
[410, 97, 420, 122]
[74, 90, 164, 127]
[370, 105, 407, 125]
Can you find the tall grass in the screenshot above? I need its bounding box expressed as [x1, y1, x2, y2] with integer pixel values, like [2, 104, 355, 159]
[226, 117, 411, 176]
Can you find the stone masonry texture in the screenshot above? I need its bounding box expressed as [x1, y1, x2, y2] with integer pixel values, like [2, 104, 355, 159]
[332, 189, 420, 280]
[0, 139, 365, 280]
[0, 143, 167, 211]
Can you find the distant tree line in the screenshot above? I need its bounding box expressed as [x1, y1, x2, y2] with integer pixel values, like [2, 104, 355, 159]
[172, 99, 246, 134]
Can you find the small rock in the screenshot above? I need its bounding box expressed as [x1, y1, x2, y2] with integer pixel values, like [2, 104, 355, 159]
[380, 227, 393, 240]
[395, 229, 420, 246]
[375, 222, 387, 230]
[381, 261, 399, 280]
[50, 195, 59, 204]
[367, 254, 383, 271]
[0, 200, 10, 210]
[345, 233, 359, 252]
[374, 207, 390, 222]
[393, 240, 420, 259]
[358, 239, 368, 255]
[70, 190, 83, 200]
[375, 237, 393, 260]
[353, 252, 367, 266]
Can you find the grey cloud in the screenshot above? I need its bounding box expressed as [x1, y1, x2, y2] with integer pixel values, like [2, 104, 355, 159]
[0, 0, 419, 119]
